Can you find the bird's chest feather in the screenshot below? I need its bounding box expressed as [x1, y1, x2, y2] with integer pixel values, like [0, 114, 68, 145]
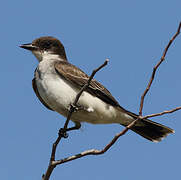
[35, 61, 77, 113]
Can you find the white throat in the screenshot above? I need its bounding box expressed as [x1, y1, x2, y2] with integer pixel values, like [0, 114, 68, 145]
[32, 50, 62, 62]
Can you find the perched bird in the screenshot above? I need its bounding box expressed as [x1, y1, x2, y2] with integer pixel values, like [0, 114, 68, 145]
[20, 36, 174, 142]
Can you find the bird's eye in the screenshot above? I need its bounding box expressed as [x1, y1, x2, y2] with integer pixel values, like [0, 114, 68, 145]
[43, 41, 51, 49]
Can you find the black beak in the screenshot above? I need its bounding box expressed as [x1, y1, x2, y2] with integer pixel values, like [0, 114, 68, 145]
[19, 43, 38, 51]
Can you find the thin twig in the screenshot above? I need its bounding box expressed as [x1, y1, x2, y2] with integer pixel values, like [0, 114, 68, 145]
[63, 59, 109, 130]
[52, 119, 138, 166]
[50, 105, 181, 166]
[42, 22, 181, 180]
[143, 106, 181, 119]
[139, 22, 181, 116]
[48, 105, 181, 167]
[49, 22, 181, 169]
[42, 59, 109, 180]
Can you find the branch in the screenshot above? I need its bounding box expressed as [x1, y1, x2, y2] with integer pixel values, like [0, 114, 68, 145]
[63, 59, 109, 130]
[42, 59, 109, 180]
[139, 22, 181, 116]
[52, 119, 137, 166]
[42, 22, 181, 180]
[50, 22, 181, 169]
[143, 106, 181, 119]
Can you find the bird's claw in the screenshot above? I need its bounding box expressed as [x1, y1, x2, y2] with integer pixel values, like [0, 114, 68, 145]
[69, 104, 82, 112]
[59, 128, 69, 138]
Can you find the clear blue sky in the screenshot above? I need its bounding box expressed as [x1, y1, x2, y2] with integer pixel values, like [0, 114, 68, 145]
[1, 1, 181, 179]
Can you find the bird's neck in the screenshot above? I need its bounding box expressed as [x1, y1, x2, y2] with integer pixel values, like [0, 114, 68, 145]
[32, 51, 67, 62]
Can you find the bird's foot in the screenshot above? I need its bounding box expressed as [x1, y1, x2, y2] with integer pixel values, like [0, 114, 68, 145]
[59, 128, 68, 138]
[69, 104, 84, 112]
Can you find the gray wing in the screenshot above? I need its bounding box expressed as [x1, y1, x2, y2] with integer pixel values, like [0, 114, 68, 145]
[54, 61, 120, 107]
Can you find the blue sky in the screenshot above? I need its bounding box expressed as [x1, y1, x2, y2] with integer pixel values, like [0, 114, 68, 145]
[1, 0, 181, 179]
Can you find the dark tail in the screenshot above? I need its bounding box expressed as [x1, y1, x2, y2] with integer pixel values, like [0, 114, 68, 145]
[129, 118, 174, 142]
[119, 109, 175, 142]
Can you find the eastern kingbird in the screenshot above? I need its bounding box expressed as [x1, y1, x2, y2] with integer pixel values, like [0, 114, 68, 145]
[20, 36, 174, 142]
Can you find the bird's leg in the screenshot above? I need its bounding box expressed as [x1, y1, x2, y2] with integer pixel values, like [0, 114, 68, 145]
[59, 128, 68, 138]
[66, 121, 81, 132]
[69, 103, 85, 112]
[59, 122, 81, 138]
[59, 103, 84, 138]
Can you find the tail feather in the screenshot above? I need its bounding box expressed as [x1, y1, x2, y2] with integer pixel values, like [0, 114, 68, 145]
[119, 108, 175, 142]
[130, 118, 174, 142]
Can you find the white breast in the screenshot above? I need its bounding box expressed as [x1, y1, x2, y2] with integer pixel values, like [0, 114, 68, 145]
[36, 61, 77, 116]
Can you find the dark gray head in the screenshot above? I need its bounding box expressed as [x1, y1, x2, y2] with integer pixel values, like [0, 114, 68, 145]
[20, 36, 67, 61]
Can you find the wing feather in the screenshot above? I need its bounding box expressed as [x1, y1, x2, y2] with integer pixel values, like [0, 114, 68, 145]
[54, 61, 120, 106]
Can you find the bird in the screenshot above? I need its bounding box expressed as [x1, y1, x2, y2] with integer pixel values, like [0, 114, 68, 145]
[20, 36, 174, 142]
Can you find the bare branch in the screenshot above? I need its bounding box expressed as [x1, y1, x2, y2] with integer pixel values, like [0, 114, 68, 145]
[143, 106, 181, 119]
[42, 59, 109, 180]
[139, 22, 181, 116]
[63, 59, 109, 130]
[42, 22, 181, 180]
[52, 119, 138, 165]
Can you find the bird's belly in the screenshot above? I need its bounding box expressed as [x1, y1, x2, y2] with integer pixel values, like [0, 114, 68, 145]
[72, 92, 121, 124]
[36, 74, 132, 125]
